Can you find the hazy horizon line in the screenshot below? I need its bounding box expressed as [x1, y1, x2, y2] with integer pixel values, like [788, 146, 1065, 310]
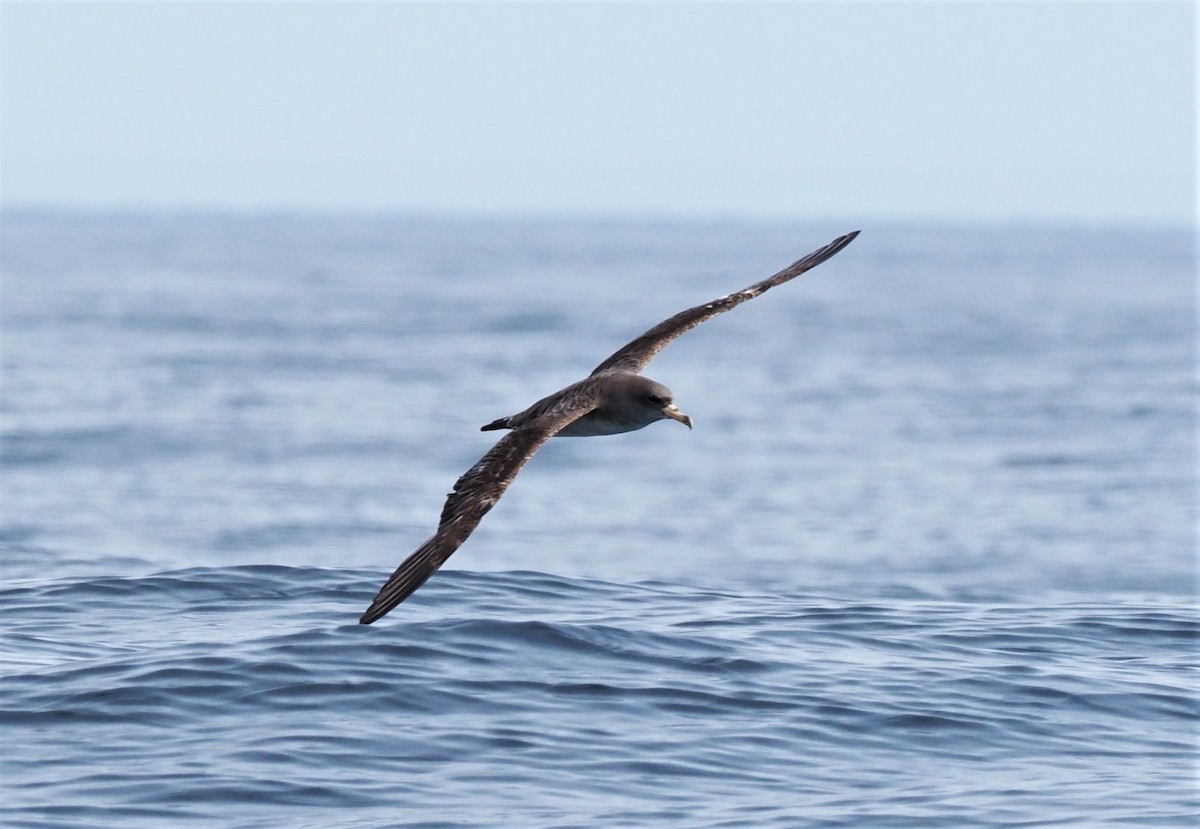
[2, 201, 1194, 235]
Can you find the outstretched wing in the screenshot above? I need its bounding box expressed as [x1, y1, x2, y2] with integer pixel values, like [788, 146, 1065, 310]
[359, 395, 598, 624]
[590, 230, 859, 377]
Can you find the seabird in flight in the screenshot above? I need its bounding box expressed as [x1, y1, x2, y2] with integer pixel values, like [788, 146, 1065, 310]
[359, 230, 859, 623]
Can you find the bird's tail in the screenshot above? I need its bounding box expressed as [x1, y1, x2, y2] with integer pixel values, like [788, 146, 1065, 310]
[480, 417, 511, 431]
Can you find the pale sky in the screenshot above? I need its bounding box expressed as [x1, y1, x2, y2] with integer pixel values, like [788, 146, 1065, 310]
[1, 1, 1194, 226]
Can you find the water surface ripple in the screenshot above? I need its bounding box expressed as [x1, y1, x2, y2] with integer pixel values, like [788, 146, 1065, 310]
[2, 566, 1196, 828]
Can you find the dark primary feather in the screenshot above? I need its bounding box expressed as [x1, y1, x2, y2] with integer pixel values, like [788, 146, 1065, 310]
[590, 230, 860, 377]
[359, 395, 597, 624]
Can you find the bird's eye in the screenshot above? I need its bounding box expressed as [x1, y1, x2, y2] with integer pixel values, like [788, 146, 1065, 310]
[647, 394, 666, 406]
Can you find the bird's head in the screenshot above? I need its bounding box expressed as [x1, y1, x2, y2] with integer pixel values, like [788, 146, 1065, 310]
[630, 376, 693, 430]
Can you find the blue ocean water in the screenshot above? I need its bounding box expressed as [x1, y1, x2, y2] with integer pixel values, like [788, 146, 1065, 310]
[1, 213, 1195, 827]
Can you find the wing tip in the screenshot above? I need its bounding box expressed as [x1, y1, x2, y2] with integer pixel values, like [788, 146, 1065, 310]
[357, 602, 391, 623]
[810, 229, 861, 265]
[359, 594, 402, 624]
[357, 590, 410, 625]
[833, 229, 861, 249]
[359, 599, 394, 624]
